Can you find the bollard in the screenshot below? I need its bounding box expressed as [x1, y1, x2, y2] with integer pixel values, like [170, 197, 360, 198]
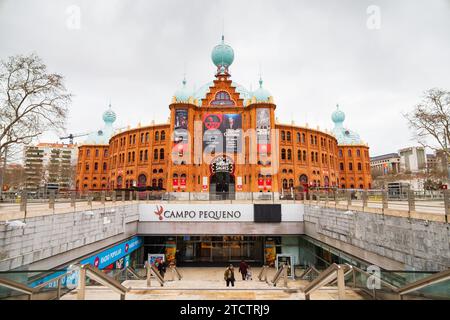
[101, 191, 106, 204]
[325, 191, 329, 206]
[20, 190, 27, 212]
[362, 190, 368, 210]
[346, 190, 352, 208]
[87, 192, 92, 207]
[49, 190, 55, 209]
[444, 190, 450, 223]
[70, 191, 76, 208]
[382, 190, 388, 212]
[112, 191, 116, 203]
[129, 191, 133, 201]
[146, 191, 150, 201]
[135, 191, 139, 202]
[122, 190, 126, 202]
[407, 188, 415, 214]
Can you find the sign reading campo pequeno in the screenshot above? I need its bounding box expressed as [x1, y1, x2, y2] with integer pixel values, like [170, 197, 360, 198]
[139, 204, 255, 222]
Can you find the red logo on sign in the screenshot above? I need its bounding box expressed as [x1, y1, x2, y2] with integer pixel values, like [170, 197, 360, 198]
[94, 257, 100, 267]
[125, 244, 129, 252]
[154, 205, 164, 221]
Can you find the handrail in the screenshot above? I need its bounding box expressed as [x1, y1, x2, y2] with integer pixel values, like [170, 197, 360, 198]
[0, 278, 36, 299]
[302, 263, 350, 300]
[258, 265, 269, 282]
[396, 268, 450, 297]
[144, 262, 165, 287]
[77, 264, 129, 300]
[345, 264, 398, 292]
[271, 264, 289, 287]
[298, 266, 321, 280]
[33, 269, 77, 290]
[125, 267, 144, 280]
[169, 265, 182, 280]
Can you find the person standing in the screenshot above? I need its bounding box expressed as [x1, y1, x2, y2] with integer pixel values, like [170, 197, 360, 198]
[239, 260, 248, 281]
[224, 265, 235, 287]
[158, 260, 167, 279]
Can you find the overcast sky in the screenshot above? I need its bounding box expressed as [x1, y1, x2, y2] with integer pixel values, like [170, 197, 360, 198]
[1, 0, 449, 157]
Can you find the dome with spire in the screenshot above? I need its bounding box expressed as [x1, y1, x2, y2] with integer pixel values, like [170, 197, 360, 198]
[174, 78, 193, 102]
[211, 35, 234, 68]
[331, 104, 363, 145]
[252, 77, 272, 103]
[103, 105, 117, 124]
[331, 104, 346, 123]
[83, 104, 117, 145]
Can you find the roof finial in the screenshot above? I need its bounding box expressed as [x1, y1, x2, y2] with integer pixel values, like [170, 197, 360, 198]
[336, 104, 339, 110]
[259, 63, 263, 87]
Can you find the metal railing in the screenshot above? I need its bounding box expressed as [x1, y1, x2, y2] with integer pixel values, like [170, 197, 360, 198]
[270, 264, 290, 287]
[77, 264, 129, 300]
[396, 268, 450, 299]
[302, 264, 350, 300]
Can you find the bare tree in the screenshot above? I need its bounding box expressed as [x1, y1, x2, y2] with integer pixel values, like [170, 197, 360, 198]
[405, 88, 450, 157]
[0, 53, 71, 195]
[0, 53, 71, 159]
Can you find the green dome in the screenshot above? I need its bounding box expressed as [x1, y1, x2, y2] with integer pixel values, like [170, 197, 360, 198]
[103, 105, 116, 124]
[174, 78, 192, 102]
[252, 78, 271, 102]
[331, 104, 345, 123]
[211, 36, 234, 68]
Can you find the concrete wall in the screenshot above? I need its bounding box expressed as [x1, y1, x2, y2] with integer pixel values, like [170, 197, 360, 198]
[0, 204, 139, 271]
[303, 206, 450, 271]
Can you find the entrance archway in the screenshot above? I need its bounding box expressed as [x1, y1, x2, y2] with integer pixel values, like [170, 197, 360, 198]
[210, 172, 235, 200]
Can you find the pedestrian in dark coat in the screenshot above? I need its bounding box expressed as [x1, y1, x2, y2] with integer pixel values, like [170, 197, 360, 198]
[239, 260, 248, 280]
[224, 265, 236, 287]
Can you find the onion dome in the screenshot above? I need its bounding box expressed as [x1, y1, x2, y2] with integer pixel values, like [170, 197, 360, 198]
[103, 104, 116, 124]
[174, 78, 193, 102]
[211, 35, 234, 68]
[331, 104, 346, 124]
[331, 104, 363, 145]
[252, 77, 272, 102]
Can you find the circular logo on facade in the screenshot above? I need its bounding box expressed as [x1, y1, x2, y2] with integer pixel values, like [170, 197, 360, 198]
[125, 244, 129, 252]
[94, 256, 100, 268]
[210, 156, 234, 174]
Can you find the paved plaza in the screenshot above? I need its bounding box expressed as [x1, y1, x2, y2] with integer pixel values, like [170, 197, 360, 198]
[61, 267, 368, 300]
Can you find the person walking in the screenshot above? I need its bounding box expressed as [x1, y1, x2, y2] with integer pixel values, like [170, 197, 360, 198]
[158, 260, 167, 279]
[239, 260, 248, 281]
[224, 265, 235, 287]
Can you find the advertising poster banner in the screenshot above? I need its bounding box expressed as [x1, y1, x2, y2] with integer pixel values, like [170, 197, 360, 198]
[203, 113, 242, 153]
[256, 108, 271, 154]
[173, 109, 189, 154]
[276, 254, 295, 279]
[148, 254, 165, 267]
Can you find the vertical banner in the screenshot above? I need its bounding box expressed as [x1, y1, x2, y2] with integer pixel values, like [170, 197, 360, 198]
[256, 108, 271, 154]
[258, 177, 264, 189]
[266, 177, 272, 189]
[173, 178, 179, 188]
[203, 113, 242, 153]
[180, 176, 186, 189]
[173, 109, 189, 156]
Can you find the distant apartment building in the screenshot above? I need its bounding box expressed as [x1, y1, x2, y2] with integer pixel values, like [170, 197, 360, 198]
[399, 147, 426, 173]
[370, 153, 400, 176]
[24, 143, 78, 193]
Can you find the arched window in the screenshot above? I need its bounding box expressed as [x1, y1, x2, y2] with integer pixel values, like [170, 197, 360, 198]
[159, 148, 164, 160]
[211, 91, 235, 106]
[297, 150, 301, 161]
[357, 149, 361, 157]
[117, 176, 123, 188]
[158, 179, 163, 189]
[145, 132, 149, 142]
[340, 162, 344, 171]
[161, 131, 166, 141]
[299, 174, 308, 185]
[287, 149, 292, 160]
[144, 150, 148, 161]
[286, 131, 291, 141]
[349, 162, 353, 171]
[153, 169, 157, 174]
[303, 151, 307, 161]
[152, 179, 157, 188]
[159, 169, 163, 173]
[155, 131, 159, 141]
[281, 149, 286, 160]
[282, 179, 288, 189]
[140, 150, 143, 161]
[324, 176, 330, 186]
[302, 133, 306, 143]
[289, 179, 294, 188]
[348, 149, 352, 157]
[358, 162, 362, 171]
[138, 174, 147, 187]
[85, 163, 89, 172]
[94, 162, 98, 171]
[296, 132, 301, 143]
[103, 162, 107, 171]
[281, 131, 285, 141]
[154, 149, 158, 160]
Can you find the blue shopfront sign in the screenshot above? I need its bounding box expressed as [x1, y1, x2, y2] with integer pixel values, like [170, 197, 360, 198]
[30, 236, 143, 288]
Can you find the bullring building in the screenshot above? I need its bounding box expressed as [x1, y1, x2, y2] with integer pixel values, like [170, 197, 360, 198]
[76, 36, 372, 197]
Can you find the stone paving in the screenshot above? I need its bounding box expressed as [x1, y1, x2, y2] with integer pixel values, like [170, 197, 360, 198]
[61, 267, 369, 300]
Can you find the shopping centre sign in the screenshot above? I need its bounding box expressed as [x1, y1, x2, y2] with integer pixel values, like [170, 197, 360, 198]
[140, 204, 254, 222]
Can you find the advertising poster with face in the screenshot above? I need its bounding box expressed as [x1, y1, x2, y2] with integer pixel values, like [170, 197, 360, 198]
[173, 109, 189, 155]
[202, 113, 242, 153]
[257, 108, 271, 154]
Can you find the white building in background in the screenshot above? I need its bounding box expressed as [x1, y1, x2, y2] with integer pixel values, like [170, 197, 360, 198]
[24, 143, 78, 192]
[399, 147, 426, 173]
